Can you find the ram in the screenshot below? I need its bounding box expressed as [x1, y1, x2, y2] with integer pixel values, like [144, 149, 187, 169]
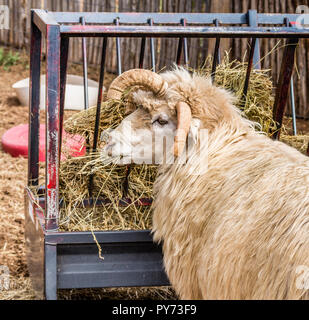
[103, 67, 309, 300]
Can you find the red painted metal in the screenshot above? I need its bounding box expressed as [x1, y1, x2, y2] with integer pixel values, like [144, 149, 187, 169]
[45, 24, 61, 231]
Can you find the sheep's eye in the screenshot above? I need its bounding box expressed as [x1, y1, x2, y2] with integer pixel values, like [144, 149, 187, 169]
[156, 118, 169, 126]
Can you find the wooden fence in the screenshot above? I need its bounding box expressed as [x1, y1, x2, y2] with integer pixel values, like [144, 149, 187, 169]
[1, 0, 309, 118]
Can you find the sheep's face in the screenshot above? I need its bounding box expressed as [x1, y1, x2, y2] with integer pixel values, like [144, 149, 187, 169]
[102, 92, 179, 164]
[102, 68, 213, 164]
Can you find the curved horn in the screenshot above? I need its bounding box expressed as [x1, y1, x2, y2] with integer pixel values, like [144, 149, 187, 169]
[107, 69, 168, 100]
[174, 101, 192, 157]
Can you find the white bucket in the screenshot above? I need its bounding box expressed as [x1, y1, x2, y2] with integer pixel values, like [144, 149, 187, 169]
[12, 74, 102, 110]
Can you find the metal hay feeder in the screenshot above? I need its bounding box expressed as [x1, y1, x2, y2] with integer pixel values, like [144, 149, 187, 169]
[25, 9, 307, 299]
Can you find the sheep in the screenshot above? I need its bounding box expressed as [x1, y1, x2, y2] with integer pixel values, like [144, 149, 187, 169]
[103, 67, 309, 300]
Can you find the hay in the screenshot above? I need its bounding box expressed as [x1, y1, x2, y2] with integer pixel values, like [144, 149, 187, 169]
[58, 152, 157, 231]
[197, 53, 277, 135]
[64, 99, 125, 139]
[280, 134, 309, 155]
[58, 286, 176, 300]
[0, 277, 36, 300]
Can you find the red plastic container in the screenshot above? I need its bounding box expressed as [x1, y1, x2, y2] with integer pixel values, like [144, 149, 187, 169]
[1, 124, 86, 161]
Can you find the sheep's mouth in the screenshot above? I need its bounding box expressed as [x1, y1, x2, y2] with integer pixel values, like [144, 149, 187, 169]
[119, 155, 132, 163]
[100, 152, 132, 165]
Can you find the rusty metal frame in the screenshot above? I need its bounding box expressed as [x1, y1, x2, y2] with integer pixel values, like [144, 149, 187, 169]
[26, 9, 307, 299]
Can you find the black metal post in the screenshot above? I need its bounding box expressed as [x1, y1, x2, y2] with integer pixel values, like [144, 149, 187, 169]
[59, 36, 69, 157]
[240, 37, 256, 110]
[272, 37, 298, 140]
[176, 35, 183, 65]
[139, 37, 146, 68]
[211, 19, 221, 82]
[28, 11, 42, 187]
[88, 37, 108, 198]
[176, 18, 188, 66]
[92, 37, 108, 154]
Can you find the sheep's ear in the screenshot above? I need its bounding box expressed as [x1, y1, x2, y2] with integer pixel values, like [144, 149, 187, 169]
[189, 118, 201, 144]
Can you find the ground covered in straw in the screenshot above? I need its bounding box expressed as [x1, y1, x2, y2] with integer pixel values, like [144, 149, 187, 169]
[1, 49, 309, 300]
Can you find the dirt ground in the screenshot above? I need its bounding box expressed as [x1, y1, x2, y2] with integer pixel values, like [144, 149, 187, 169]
[0, 51, 34, 299]
[1, 47, 309, 300]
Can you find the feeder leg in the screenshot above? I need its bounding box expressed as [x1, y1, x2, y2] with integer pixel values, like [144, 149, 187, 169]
[176, 35, 183, 66]
[211, 19, 221, 82]
[139, 37, 146, 68]
[176, 19, 188, 67]
[45, 243, 57, 300]
[240, 37, 256, 110]
[211, 37, 221, 82]
[272, 38, 298, 140]
[45, 24, 61, 231]
[28, 11, 42, 187]
[59, 37, 69, 155]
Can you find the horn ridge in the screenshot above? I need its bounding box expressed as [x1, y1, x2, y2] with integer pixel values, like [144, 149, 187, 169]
[107, 69, 167, 100]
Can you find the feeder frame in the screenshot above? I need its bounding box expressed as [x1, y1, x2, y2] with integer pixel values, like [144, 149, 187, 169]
[26, 9, 307, 299]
